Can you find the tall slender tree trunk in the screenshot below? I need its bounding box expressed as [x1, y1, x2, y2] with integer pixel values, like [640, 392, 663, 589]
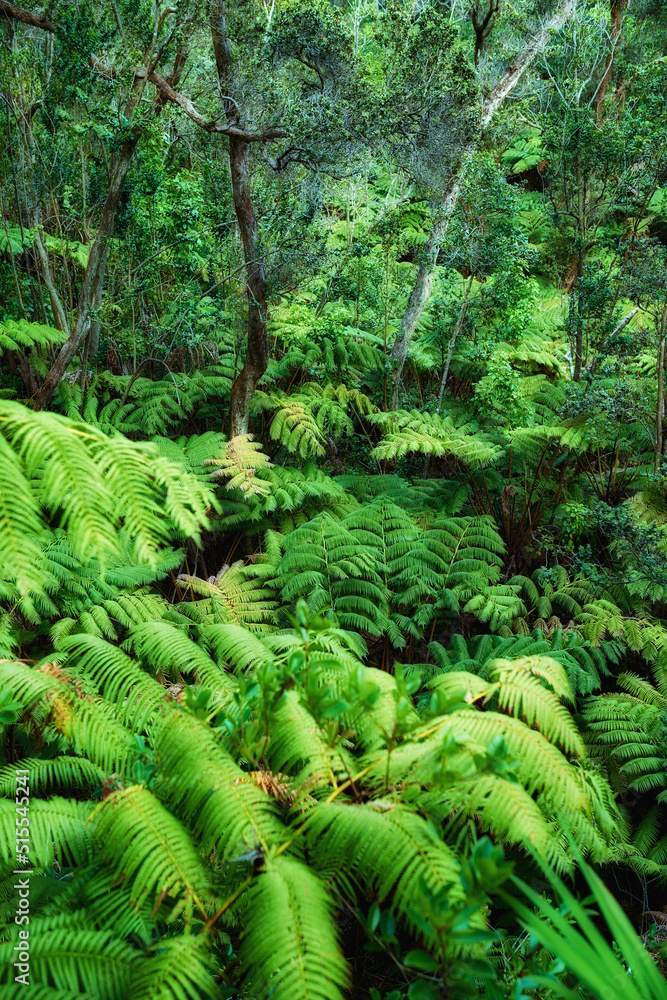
[656, 302, 667, 473]
[593, 0, 629, 121]
[211, 1, 269, 437]
[33, 132, 140, 408]
[228, 137, 268, 436]
[571, 156, 586, 382]
[1, 3, 180, 408]
[436, 274, 474, 413]
[390, 188, 459, 407]
[571, 258, 584, 382]
[390, 0, 577, 406]
[32, 46, 164, 408]
[656, 337, 665, 473]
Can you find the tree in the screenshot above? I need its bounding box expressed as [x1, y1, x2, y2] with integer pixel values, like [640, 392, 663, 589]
[150, 0, 478, 432]
[0, 0, 201, 408]
[389, 0, 577, 406]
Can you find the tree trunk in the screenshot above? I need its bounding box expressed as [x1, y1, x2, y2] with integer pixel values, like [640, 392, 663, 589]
[7, 89, 71, 336]
[436, 274, 474, 412]
[587, 305, 639, 376]
[33, 132, 140, 409]
[571, 155, 586, 382]
[33, 231, 70, 335]
[7, 3, 174, 409]
[228, 138, 268, 437]
[657, 301, 667, 473]
[656, 337, 665, 474]
[593, 0, 629, 121]
[389, 0, 577, 405]
[472, 0, 500, 68]
[390, 193, 458, 408]
[211, 1, 269, 437]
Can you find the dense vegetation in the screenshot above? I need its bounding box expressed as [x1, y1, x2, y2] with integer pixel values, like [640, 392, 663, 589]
[2, 0, 667, 996]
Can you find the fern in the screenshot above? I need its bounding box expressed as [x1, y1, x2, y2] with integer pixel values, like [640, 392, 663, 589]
[275, 511, 387, 635]
[60, 366, 233, 439]
[0, 925, 136, 998]
[306, 802, 462, 932]
[253, 390, 328, 458]
[369, 409, 502, 466]
[204, 433, 273, 495]
[427, 628, 610, 696]
[91, 784, 217, 922]
[0, 603, 629, 996]
[126, 932, 220, 1000]
[0, 318, 67, 354]
[0, 403, 215, 609]
[583, 677, 667, 800]
[239, 855, 349, 1000]
[215, 463, 353, 536]
[177, 558, 278, 628]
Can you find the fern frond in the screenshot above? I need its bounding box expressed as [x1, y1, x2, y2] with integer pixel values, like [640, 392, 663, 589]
[127, 932, 220, 1000]
[91, 784, 216, 921]
[0, 797, 93, 867]
[239, 855, 348, 1000]
[0, 925, 135, 998]
[489, 656, 583, 755]
[0, 318, 67, 353]
[156, 712, 283, 857]
[0, 404, 214, 606]
[0, 658, 132, 772]
[266, 690, 355, 791]
[369, 409, 501, 466]
[307, 802, 461, 930]
[205, 434, 273, 496]
[0, 756, 103, 798]
[125, 621, 236, 694]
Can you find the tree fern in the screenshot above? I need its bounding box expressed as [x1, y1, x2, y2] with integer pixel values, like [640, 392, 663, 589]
[156, 711, 284, 858]
[126, 933, 220, 1000]
[427, 628, 611, 696]
[215, 462, 353, 536]
[0, 926, 136, 999]
[0, 318, 67, 354]
[253, 389, 328, 458]
[0, 403, 214, 609]
[583, 676, 667, 800]
[0, 657, 134, 773]
[275, 511, 387, 635]
[0, 602, 631, 996]
[0, 756, 102, 797]
[306, 802, 462, 933]
[0, 796, 94, 867]
[369, 409, 502, 466]
[204, 433, 274, 496]
[177, 559, 277, 628]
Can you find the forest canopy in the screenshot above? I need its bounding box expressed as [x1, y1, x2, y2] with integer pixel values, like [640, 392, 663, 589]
[2, 0, 667, 997]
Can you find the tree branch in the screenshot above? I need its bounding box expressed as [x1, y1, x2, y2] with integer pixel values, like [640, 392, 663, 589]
[0, 0, 55, 32]
[0, 3, 123, 79]
[481, 0, 577, 127]
[147, 71, 286, 142]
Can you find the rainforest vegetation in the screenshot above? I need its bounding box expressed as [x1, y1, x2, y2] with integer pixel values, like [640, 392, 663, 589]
[2, 0, 667, 997]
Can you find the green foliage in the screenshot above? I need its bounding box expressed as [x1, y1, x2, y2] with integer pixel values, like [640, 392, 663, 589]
[4, 2, 667, 994]
[504, 847, 667, 1000]
[0, 402, 214, 612]
[369, 409, 501, 466]
[56, 366, 234, 438]
[0, 603, 629, 997]
[0, 318, 67, 354]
